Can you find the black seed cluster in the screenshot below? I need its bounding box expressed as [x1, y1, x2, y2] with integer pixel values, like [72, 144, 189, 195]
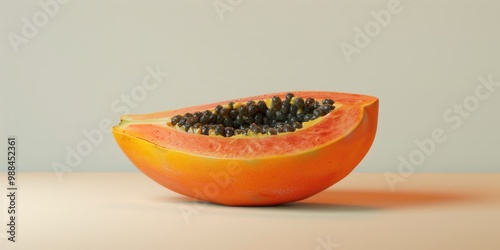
[169, 93, 335, 137]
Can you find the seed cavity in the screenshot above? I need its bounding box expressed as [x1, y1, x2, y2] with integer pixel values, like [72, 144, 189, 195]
[168, 93, 335, 137]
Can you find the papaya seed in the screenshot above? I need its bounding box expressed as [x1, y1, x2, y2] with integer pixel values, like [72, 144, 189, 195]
[246, 100, 256, 106]
[229, 109, 239, 119]
[214, 105, 223, 115]
[239, 105, 249, 116]
[220, 108, 230, 118]
[171, 115, 182, 126]
[313, 101, 320, 110]
[255, 113, 264, 124]
[267, 128, 278, 135]
[248, 103, 259, 116]
[223, 117, 234, 127]
[322, 98, 334, 105]
[294, 97, 305, 109]
[305, 97, 315, 107]
[281, 100, 290, 114]
[257, 100, 268, 113]
[178, 117, 187, 126]
[266, 109, 276, 120]
[282, 124, 294, 133]
[271, 96, 281, 111]
[200, 114, 211, 125]
[201, 125, 210, 135]
[292, 122, 302, 129]
[224, 127, 235, 137]
[215, 124, 225, 136]
[249, 123, 261, 134]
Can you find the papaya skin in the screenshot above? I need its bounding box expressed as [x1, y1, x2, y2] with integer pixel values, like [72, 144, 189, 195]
[112, 91, 378, 206]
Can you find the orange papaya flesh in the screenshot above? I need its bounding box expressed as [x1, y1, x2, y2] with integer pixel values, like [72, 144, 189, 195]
[112, 91, 378, 206]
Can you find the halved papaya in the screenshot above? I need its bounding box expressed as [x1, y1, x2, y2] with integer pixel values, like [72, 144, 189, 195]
[112, 91, 378, 206]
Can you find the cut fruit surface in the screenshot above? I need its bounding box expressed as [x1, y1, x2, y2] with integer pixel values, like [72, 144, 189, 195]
[113, 91, 379, 206]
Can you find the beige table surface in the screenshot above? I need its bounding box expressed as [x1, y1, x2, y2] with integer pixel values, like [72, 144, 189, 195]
[0, 173, 499, 250]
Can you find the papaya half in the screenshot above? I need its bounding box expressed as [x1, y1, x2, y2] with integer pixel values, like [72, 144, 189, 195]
[112, 91, 378, 206]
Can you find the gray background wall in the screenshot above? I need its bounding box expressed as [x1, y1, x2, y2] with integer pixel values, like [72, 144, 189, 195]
[1, 0, 499, 173]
